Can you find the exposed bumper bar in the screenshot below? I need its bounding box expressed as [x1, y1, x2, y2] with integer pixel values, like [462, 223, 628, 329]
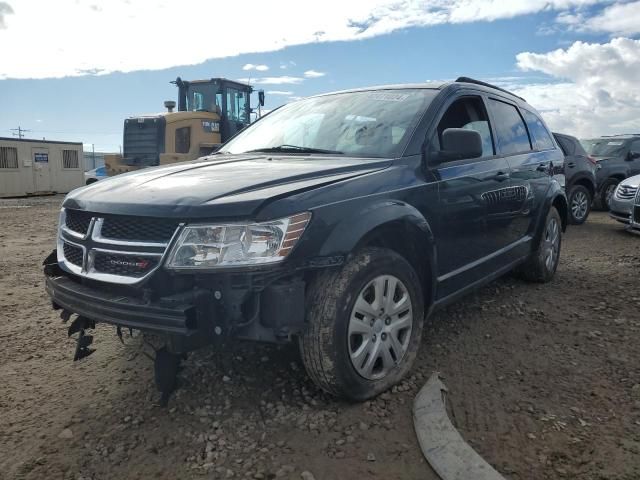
[45, 272, 204, 336]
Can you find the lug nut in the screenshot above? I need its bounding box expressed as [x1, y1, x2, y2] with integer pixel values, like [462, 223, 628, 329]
[370, 319, 375, 326]
[381, 333, 387, 341]
[385, 317, 391, 325]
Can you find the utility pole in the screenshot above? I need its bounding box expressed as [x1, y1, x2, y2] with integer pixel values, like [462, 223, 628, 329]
[11, 126, 31, 139]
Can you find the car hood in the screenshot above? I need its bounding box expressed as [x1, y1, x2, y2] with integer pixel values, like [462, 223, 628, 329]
[64, 154, 391, 218]
[620, 173, 640, 188]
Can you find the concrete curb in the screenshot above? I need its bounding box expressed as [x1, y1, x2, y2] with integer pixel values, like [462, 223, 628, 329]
[413, 372, 507, 480]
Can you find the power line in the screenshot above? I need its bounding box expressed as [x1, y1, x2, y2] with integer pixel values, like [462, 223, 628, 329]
[10, 126, 31, 139]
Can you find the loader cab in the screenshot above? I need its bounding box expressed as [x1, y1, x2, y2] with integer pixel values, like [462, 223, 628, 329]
[175, 77, 254, 141]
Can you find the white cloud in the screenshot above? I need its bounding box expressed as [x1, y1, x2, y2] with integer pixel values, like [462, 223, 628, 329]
[242, 63, 269, 71]
[0, 0, 611, 79]
[238, 76, 304, 85]
[304, 70, 326, 78]
[515, 38, 640, 137]
[582, 1, 640, 36]
[0, 1, 13, 29]
[266, 90, 294, 95]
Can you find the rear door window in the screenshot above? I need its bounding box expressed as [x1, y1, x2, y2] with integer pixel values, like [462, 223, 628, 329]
[488, 99, 531, 155]
[522, 110, 555, 151]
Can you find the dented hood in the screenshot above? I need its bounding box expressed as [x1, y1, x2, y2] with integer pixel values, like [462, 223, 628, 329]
[63, 154, 391, 218]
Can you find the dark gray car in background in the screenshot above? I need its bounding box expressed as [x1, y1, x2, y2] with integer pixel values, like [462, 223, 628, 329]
[582, 135, 640, 210]
[553, 132, 597, 224]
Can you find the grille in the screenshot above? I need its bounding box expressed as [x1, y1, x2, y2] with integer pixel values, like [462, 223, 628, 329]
[63, 242, 84, 267]
[635, 206, 640, 221]
[0, 147, 18, 169]
[101, 216, 179, 243]
[93, 252, 158, 277]
[62, 150, 79, 169]
[122, 117, 165, 167]
[65, 210, 92, 235]
[615, 185, 638, 200]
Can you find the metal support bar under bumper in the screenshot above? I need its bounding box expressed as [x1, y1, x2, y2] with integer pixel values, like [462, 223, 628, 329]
[45, 274, 204, 336]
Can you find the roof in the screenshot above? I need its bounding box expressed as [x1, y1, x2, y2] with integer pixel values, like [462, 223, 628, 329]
[0, 137, 83, 146]
[184, 77, 252, 89]
[307, 77, 526, 104]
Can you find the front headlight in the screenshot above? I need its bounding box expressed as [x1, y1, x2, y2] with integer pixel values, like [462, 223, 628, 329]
[166, 212, 311, 269]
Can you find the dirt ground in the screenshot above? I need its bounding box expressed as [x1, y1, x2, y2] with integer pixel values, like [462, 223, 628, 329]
[1, 195, 639, 480]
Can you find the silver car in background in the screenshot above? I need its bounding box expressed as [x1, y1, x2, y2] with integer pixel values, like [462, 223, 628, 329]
[609, 174, 640, 233]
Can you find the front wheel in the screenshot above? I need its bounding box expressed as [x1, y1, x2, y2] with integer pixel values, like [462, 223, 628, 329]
[568, 185, 592, 225]
[299, 247, 424, 401]
[599, 178, 620, 211]
[518, 207, 562, 283]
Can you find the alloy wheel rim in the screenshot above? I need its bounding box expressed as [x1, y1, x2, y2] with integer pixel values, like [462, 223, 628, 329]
[348, 275, 413, 380]
[571, 191, 588, 220]
[544, 217, 560, 271]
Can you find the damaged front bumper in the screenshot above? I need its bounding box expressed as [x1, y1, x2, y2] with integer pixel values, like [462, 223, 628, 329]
[43, 250, 313, 353]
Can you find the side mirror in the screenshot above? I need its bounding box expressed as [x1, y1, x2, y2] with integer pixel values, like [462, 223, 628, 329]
[435, 128, 483, 163]
[627, 151, 640, 161]
[258, 90, 265, 107]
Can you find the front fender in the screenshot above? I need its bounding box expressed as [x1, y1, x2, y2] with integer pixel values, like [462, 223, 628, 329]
[319, 200, 434, 256]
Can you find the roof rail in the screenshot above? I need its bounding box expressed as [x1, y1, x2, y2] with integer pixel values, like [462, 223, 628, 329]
[600, 133, 640, 137]
[454, 76, 526, 102]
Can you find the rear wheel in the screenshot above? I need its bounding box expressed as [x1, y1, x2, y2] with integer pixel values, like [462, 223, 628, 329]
[299, 247, 424, 401]
[518, 207, 562, 283]
[568, 185, 592, 224]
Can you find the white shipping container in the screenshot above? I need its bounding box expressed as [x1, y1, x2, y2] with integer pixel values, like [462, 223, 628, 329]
[0, 137, 85, 198]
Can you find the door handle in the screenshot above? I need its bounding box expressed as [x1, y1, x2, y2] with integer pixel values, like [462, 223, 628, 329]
[567, 162, 576, 168]
[536, 163, 548, 172]
[494, 171, 510, 181]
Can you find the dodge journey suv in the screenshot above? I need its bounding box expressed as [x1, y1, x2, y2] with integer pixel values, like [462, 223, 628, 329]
[44, 77, 567, 402]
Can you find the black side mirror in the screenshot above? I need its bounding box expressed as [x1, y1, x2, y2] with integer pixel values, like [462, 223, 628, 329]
[435, 128, 483, 163]
[258, 90, 265, 107]
[627, 151, 640, 161]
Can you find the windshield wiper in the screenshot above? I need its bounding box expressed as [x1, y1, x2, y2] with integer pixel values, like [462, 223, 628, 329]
[245, 144, 344, 155]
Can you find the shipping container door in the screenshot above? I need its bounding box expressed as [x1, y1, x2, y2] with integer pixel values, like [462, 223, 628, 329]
[32, 147, 52, 192]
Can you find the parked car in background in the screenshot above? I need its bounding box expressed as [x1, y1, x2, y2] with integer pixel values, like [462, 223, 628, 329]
[609, 174, 640, 227]
[553, 132, 596, 224]
[84, 166, 108, 184]
[582, 135, 640, 210]
[44, 78, 567, 402]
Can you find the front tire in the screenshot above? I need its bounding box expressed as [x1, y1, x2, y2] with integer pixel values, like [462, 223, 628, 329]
[518, 207, 562, 283]
[568, 185, 592, 225]
[299, 247, 424, 401]
[599, 178, 619, 211]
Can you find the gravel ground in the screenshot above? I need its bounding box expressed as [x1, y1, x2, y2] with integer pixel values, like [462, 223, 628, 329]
[1, 195, 639, 480]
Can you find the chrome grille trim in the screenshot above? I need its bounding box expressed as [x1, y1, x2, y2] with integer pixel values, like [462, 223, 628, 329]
[57, 208, 183, 285]
[615, 185, 638, 200]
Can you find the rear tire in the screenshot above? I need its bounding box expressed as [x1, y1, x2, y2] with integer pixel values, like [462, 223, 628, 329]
[299, 247, 424, 401]
[518, 207, 562, 283]
[568, 185, 592, 225]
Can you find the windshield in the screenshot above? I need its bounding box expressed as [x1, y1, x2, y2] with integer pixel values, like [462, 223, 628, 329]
[588, 138, 629, 157]
[186, 84, 222, 113]
[220, 89, 437, 158]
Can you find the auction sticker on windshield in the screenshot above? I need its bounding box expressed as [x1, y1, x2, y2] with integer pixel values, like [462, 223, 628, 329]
[367, 92, 411, 102]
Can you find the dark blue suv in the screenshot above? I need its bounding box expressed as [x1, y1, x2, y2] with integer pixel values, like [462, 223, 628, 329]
[45, 77, 567, 402]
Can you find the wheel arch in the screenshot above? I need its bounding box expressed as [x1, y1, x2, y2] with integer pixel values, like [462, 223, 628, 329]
[569, 176, 595, 198]
[319, 201, 437, 311]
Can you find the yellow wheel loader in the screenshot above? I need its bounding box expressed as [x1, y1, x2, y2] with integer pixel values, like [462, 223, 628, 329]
[105, 77, 264, 176]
